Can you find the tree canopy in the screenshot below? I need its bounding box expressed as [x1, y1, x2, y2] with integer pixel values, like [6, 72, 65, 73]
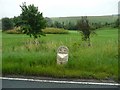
[19, 2, 46, 38]
[77, 17, 90, 41]
[76, 16, 92, 46]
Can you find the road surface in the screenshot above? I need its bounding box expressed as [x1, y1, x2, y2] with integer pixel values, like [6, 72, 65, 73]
[1, 77, 120, 89]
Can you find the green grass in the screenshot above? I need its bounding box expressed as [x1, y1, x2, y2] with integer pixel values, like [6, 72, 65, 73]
[2, 28, 118, 81]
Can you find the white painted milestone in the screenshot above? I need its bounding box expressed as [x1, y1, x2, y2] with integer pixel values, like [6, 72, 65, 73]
[57, 46, 69, 65]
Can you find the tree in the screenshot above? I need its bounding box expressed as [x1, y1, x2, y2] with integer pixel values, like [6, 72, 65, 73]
[53, 21, 62, 28]
[45, 17, 53, 27]
[19, 2, 46, 38]
[2, 17, 14, 31]
[12, 16, 22, 27]
[77, 16, 91, 46]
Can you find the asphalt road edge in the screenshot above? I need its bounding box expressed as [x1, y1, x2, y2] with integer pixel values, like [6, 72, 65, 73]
[1, 77, 120, 86]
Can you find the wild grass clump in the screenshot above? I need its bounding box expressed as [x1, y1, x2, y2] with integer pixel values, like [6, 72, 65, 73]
[5, 27, 22, 34]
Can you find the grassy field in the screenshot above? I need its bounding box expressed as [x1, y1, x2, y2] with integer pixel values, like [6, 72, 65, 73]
[2, 28, 118, 81]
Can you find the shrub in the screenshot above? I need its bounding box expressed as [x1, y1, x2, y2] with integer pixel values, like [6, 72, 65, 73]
[42, 28, 69, 34]
[2, 17, 14, 31]
[5, 28, 69, 34]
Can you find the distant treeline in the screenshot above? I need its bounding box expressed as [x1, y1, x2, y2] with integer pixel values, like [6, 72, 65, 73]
[1, 15, 119, 31]
[45, 16, 119, 30]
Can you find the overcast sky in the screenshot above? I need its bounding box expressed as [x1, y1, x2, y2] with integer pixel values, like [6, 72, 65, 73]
[0, 0, 119, 18]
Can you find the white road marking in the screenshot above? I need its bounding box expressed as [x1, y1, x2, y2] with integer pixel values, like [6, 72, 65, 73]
[0, 77, 120, 86]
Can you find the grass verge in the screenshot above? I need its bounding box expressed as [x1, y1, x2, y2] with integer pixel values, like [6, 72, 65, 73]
[2, 28, 118, 81]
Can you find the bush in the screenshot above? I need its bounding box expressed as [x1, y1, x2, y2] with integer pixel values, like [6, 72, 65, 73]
[2, 17, 14, 31]
[42, 28, 69, 34]
[5, 28, 69, 34]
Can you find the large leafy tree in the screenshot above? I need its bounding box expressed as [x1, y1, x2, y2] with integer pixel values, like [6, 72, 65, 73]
[19, 2, 46, 38]
[12, 16, 22, 27]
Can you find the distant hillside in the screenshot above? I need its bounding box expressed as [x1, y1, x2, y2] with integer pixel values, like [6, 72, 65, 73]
[51, 15, 118, 24]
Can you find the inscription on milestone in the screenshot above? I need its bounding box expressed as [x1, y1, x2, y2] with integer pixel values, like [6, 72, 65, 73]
[57, 46, 69, 65]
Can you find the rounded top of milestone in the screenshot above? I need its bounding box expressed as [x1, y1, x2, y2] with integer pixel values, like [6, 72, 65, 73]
[57, 46, 68, 54]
